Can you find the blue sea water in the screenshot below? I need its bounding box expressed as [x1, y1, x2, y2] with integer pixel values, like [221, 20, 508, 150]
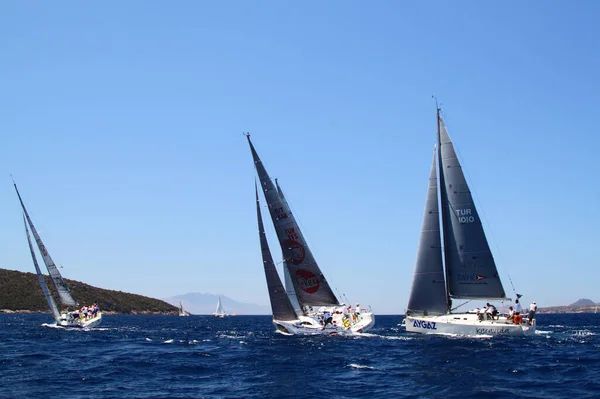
[0, 314, 599, 399]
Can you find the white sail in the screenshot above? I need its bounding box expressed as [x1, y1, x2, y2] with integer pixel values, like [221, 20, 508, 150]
[14, 183, 78, 307]
[213, 297, 226, 316]
[23, 215, 61, 322]
[178, 301, 189, 316]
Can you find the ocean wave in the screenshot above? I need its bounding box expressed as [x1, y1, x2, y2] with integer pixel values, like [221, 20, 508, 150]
[348, 363, 377, 370]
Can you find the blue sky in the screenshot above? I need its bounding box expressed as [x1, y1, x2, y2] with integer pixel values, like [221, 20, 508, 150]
[1, 2, 598, 313]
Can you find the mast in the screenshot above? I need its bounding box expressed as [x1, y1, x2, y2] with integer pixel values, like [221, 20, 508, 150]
[436, 105, 452, 314]
[23, 215, 61, 322]
[14, 182, 78, 307]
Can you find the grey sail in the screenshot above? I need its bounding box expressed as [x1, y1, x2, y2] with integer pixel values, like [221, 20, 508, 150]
[247, 135, 339, 307]
[437, 115, 506, 300]
[282, 260, 303, 315]
[406, 147, 448, 316]
[274, 178, 304, 315]
[14, 183, 78, 307]
[255, 183, 298, 321]
[24, 215, 61, 322]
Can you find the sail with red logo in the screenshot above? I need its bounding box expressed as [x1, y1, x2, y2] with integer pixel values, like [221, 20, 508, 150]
[247, 135, 340, 309]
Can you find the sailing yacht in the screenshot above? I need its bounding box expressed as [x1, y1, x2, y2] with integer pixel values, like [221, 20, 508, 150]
[212, 297, 227, 317]
[15, 183, 102, 329]
[403, 107, 535, 337]
[247, 134, 375, 335]
[178, 301, 190, 316]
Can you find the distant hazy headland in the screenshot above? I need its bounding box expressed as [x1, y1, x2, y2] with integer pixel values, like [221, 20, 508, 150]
[538, 298, 599, 314]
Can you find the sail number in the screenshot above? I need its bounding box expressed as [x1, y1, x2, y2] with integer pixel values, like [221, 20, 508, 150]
[274, 207, 288, 220]
[285, 227, 299, 241]
[455, 208, 475, 224]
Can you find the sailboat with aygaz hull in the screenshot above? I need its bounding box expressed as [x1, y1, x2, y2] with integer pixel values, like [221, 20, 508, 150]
[248, 134, 375, 335]
[403, 107, 535, 337]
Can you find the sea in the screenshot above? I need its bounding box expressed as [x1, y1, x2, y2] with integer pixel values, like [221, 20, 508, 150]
[0, 314, 599, 399]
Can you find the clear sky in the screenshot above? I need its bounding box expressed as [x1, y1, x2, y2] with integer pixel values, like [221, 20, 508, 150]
[1, 2, 598, 314]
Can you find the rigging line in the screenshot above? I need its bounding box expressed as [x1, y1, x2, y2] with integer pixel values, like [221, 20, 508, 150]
[439, 109, 518, 298]
[450, 300, 472, 312]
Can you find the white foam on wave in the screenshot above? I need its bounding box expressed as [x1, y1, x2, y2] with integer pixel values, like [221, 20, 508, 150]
[164, 339, 174, 344]
[573, 330, 595, 336]
[348, 363, 377, 370]
[535, 330, 553, 334]
[358, 332, 414, 341]
[145, 338, 152, 341]
[434, 332, 493, 339]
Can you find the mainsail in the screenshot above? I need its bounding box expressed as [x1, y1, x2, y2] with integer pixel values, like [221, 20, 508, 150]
[23, 215, 61, 322]
[437, 113, 506, 301]
[247, 135, 339, 307]
[255, 183, 298, 321]
[14, 183, 78, 307]
[215, 297, 225, 315]
[406, 148, 447, 316]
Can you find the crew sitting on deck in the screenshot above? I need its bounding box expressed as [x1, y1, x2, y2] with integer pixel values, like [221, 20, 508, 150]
[486, 303, 498, 320]
[322, 310, 333, 330]
[354, 303, 361, 321]
[506, 306, 515, 323]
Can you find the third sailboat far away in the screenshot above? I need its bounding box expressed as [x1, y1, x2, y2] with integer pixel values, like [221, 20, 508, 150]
[403, 106, 536, 337]
[247, 134, 375, 335]
[212, 297, 227, 317]
[178, 301, 190, 316]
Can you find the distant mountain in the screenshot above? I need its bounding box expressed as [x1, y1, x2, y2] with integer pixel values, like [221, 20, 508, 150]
[569, 298, 597, 307]
[163, 293, 270, 315]
[0, 268, 177, 314]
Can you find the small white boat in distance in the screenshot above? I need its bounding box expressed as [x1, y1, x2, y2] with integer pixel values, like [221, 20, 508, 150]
[15, 182, 102, 329]
[212, 297, 227, 317]
[403, 106, 535, 337]
[178, 301, 190, 316]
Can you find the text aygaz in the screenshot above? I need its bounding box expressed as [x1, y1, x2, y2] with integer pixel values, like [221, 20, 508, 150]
[413, 320, 437, 330]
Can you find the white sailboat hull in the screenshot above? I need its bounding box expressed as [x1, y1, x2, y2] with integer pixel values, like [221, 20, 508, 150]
[273, 311, 375, 335]
[404, 313, 536, 337]
[55, 312, 103, 329]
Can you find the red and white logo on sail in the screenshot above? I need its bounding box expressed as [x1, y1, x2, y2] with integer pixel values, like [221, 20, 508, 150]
[476, 274, 486, 281]
[296, 269, 319, 294]
[284, 239, 305, 265]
